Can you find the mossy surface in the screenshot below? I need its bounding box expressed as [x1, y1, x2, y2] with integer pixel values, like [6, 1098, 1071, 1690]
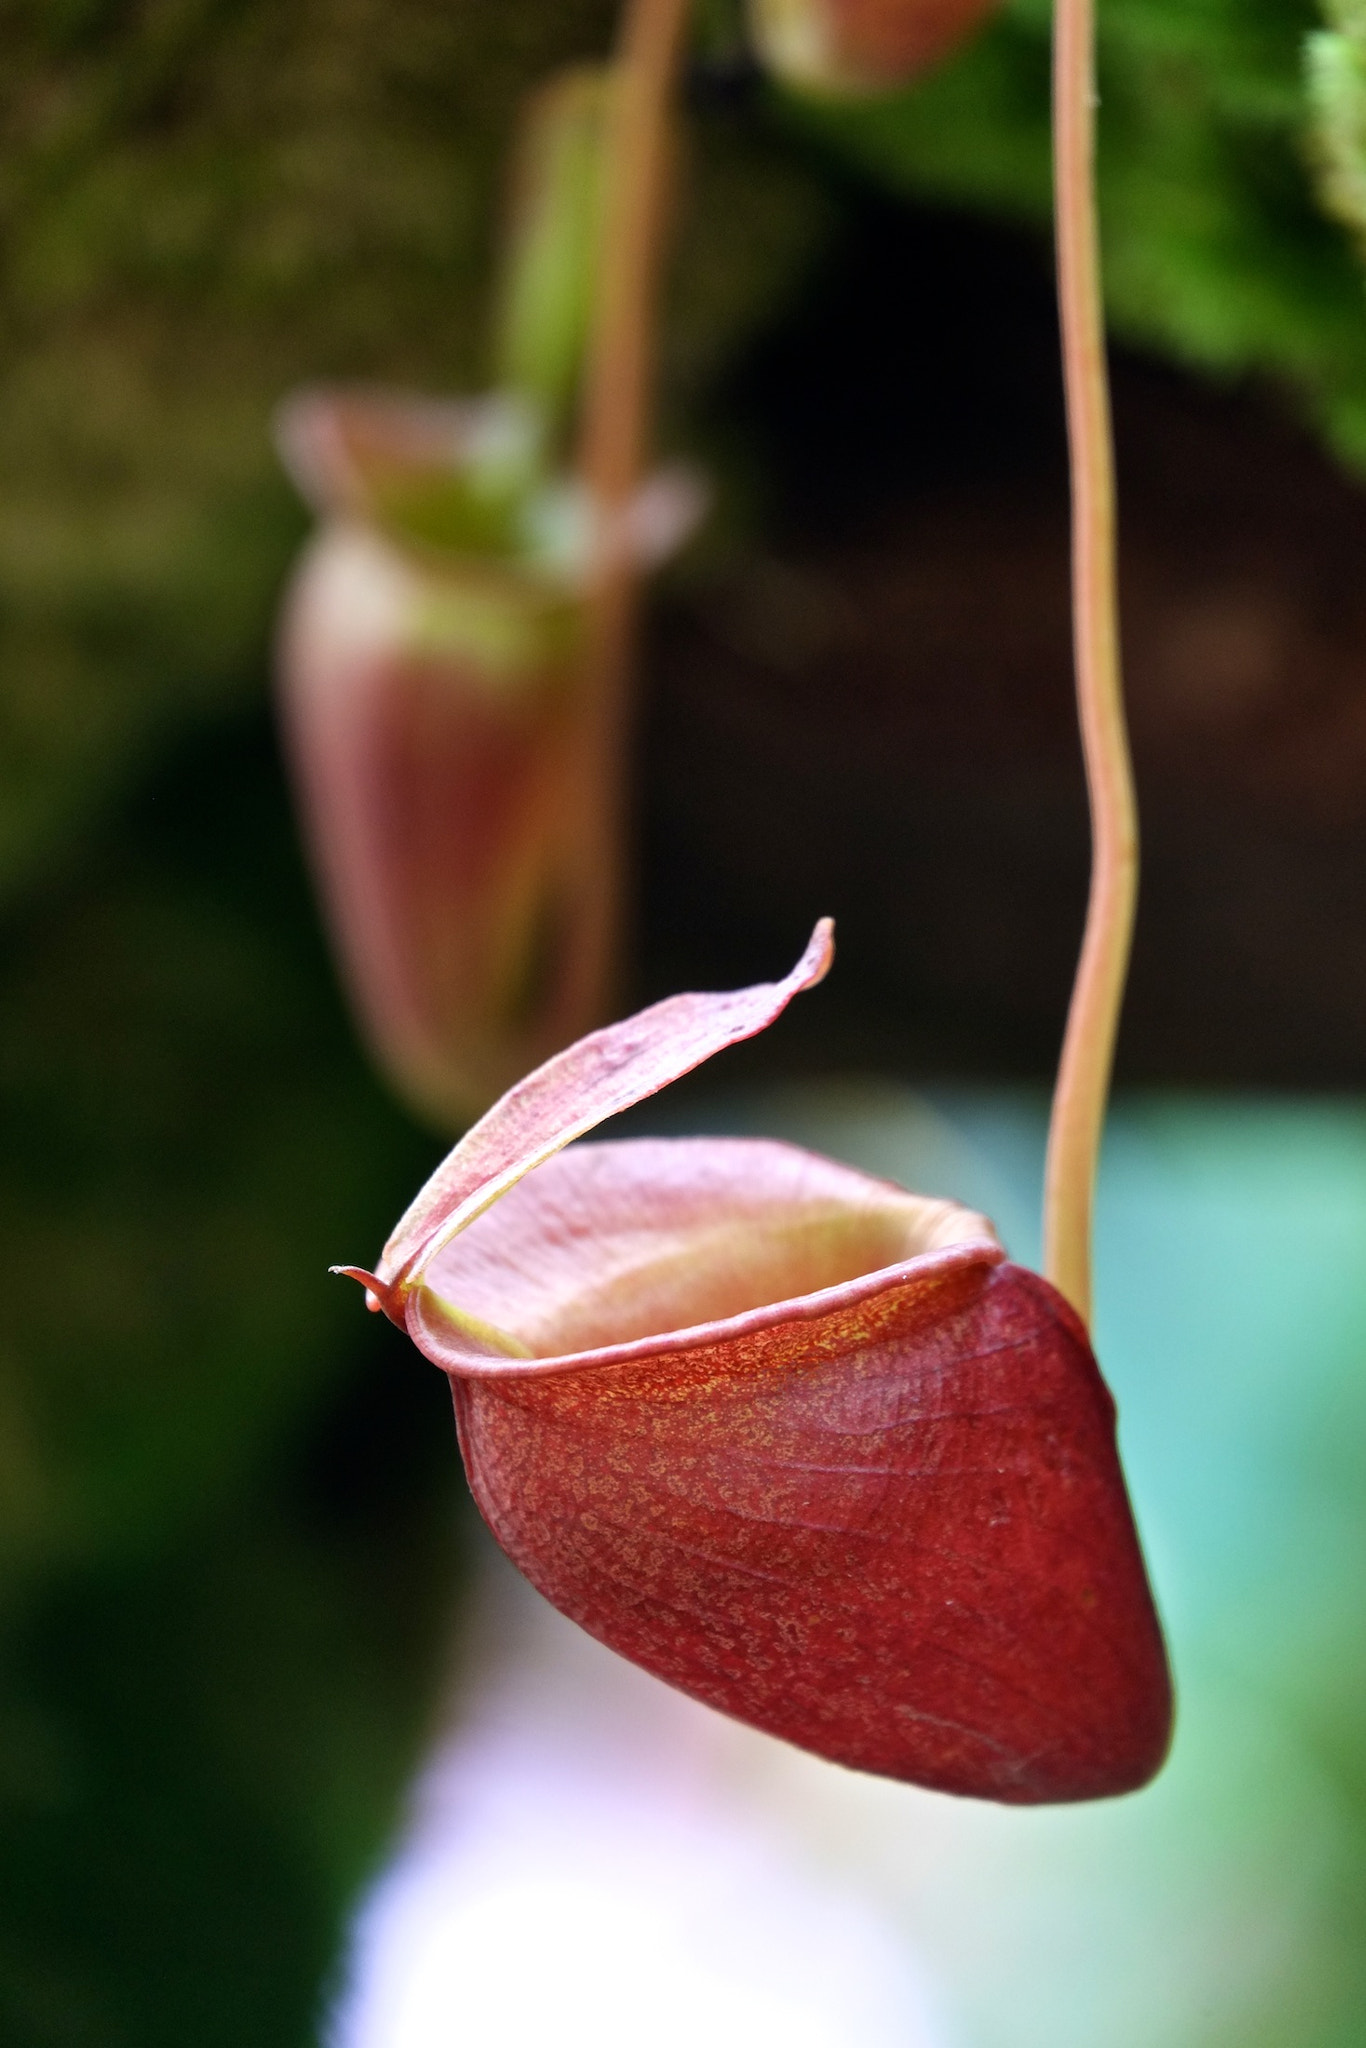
[0, 1, 830, 907]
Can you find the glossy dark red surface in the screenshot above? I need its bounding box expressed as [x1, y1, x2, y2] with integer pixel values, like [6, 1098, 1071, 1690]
[449, 1239, 1171, 1801]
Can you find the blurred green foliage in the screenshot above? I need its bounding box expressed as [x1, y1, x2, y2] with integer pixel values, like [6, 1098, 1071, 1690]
[0, 0, 825, 909]
[784, 0, 1366, 462]
[1307, 0, 1366, 259]
[4, 0, 1361, 917]
[491, 65, 612, 432]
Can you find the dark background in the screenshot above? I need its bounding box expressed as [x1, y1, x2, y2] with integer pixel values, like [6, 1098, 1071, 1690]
[3, 2, 1366, 2040]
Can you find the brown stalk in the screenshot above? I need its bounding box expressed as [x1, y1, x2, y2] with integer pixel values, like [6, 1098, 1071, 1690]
[1043, 0, 1139, 1323]
[567, 0, 692, 1022]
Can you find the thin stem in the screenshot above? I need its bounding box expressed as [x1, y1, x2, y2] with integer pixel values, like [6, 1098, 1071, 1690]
[1043, 0, 1138, 1326]
[580, 0, 691, 529]
[563, 0, 691, 1025]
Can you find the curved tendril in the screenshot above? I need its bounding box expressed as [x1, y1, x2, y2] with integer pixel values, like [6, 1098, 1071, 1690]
[1043, 0, 1139, 1326]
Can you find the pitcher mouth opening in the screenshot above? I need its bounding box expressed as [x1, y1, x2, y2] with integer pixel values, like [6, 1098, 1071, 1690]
[414, 1134, 1001, 1371]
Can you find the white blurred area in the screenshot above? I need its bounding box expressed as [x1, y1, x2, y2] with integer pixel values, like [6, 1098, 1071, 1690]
[326, 1536, 947, 2048]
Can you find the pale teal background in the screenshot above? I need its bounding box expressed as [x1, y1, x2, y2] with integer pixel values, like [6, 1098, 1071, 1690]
[627, 1081, 1366, 2046]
